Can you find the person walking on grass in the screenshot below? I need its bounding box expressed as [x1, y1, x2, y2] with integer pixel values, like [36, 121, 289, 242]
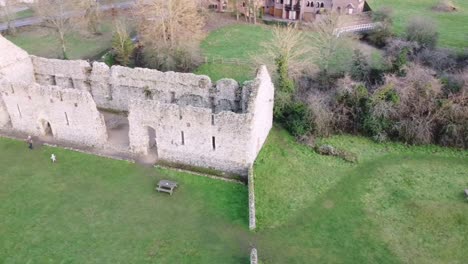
[51, 154, 57, 163]
[27, 136, 33, 150]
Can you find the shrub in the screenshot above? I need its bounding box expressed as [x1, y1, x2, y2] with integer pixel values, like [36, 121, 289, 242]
[278, 102, 314, 137]
[440, 74, 465, 95]
[418, 48, 457, 72]
[143, 46, 201, 72]
[367, 23, 394, 48]
[350, 49, 370, 82]
[372, 7, 394, 23]
[432, 0, 458, 12]
[406, 17, 438, 49]
[385, 39, 420, 60]
[437, 95, 468, 148]
[386, 65, 443, 144]
[307, 95, 334, 137]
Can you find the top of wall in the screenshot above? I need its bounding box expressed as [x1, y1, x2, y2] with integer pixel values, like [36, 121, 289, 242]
[0, 34, 30, 69]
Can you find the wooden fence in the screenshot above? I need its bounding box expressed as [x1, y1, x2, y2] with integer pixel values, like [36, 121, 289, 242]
[203, 56, 251, 65]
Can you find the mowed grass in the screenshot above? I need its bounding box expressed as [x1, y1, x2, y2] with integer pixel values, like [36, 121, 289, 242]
[0, 138, 249, 263]
[196, 24, 273, 83]
[254, 127, 468, 263]
[5, 21, 114, 60]
[368, 0, 468, 49]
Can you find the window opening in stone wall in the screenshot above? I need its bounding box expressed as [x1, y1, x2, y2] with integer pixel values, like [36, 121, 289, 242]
[52, 75, 57, 86]
[171, 92, 176, 103]
[68, 78, 74, 89]
[211, 114, 215, 126]
[212, 136, 216, 150]
[64, 112, 69, 126]
[181, 131, 185, 145]
[209, 96, 215, 113]
[16, 104, 22, 118]
[147, 126, 158, 157]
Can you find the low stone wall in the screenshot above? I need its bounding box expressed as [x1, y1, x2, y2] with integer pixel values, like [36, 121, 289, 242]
[248, 165, 257, 230]
[250, 248, 258, 264]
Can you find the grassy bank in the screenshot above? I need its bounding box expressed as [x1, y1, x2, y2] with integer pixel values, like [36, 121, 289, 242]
[196, 24, 273, 83]
[254, 127, 468, 263]
[368, 0, 468, 49]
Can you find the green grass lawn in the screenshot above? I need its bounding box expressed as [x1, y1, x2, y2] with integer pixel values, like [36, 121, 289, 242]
[196, 24, 273, 83]
[0, 138, 249, 263]
[5, 21, 114, 60]
[254, 127, 468, 263]
[1, 128, 467, 263]
[368, 0, 468, 49]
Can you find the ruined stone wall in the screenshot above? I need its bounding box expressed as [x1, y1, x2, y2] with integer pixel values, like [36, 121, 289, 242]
[128, 99, 253, 175]
[0, 35, 35, 84]
[246, 66, 275, 162]
[0, 82, 107, 146]
[1, 34, 275, 177]
[31, 58, 243, 113]
[31, 56, 92, 91]
[0, 35, 35, 129]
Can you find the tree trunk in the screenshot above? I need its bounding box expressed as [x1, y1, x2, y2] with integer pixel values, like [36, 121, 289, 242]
[59, 30, 67, 59]
[253, 2, 257, 24]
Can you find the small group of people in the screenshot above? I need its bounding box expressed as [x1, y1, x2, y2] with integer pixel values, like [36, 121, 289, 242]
[26, 135, 57, 163]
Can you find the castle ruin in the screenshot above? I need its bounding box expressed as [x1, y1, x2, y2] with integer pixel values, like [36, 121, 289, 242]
[0, 35, 274, 177]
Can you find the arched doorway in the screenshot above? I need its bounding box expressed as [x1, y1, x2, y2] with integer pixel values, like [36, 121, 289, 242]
[39, 119, 54, 138]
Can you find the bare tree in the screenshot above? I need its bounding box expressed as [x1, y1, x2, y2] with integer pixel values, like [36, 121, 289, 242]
[257, 24, 313, 79]
[33, 0, 80, 59]
[81, 0, 101, 35]
[0, 0, 16, 35]
[135, 0, 205, 71]
[307, 14, 354, 76]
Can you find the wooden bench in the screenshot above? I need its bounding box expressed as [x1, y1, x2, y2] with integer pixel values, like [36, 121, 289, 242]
[156, 180, 178, 195]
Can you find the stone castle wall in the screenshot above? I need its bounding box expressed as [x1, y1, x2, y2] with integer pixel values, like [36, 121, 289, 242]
[0, 82, 108, 146]
[31, 57, 243, 114]
[0, 35, 274, 176]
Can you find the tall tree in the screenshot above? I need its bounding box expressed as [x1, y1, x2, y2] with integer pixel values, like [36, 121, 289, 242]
[81, 0, 101, 35]
[0, 0, 16, 35]
[135, 0, 205, 71]
[34, 0, 80, 59]
[307, 14, 353, 81]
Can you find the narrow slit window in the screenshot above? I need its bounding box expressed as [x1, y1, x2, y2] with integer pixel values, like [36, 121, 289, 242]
[211, 114, 215, 126]
[210, 96, 215, 113]
[181, 131, 185, 145]
[212, 136, 216, 150]
[64, 112, 69, 126]
[16, 104, 22, 118]
[170, 92, 176, 103]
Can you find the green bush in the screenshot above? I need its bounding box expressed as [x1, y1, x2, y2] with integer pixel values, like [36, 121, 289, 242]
[440, 74, 464, 95]
[279, 102, 314, 137]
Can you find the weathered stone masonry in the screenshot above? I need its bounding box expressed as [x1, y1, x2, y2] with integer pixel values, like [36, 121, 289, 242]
[0, 35, 274, 176]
